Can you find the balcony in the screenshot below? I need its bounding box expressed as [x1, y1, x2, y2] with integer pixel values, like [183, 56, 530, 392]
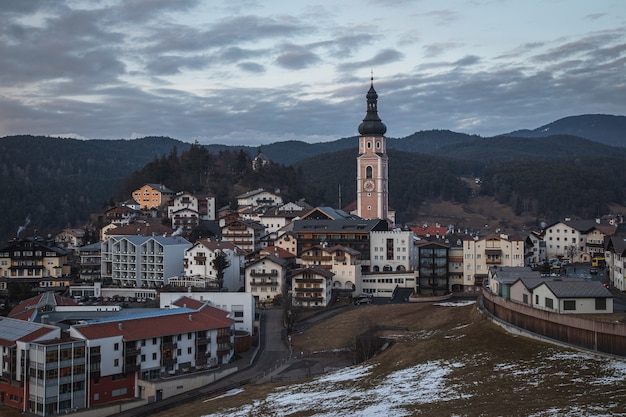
[295, 277, 323, 284]
[294, 287, 323, 293]
[486, 257, 501, 264]
[250, 270, 278, 277]
[294, 296, 324, 303]
[301, 255, 332, 262]
[216, 334, 230, 344]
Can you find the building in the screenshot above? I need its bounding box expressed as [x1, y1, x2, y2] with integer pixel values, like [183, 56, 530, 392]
[220, 217, 265, 254]
[462, 234, 525, 292]
[180, 239, 245, 291]
[416, 241, 449, 296]
[245, 254, 290, 304]
[543, 219, 616, 263]
[300, 244, 363, 295]
[509, 276, 613, 314]
[290, 266, 334, 307]
[236, 188, 283, 209]
[356, 76, 394, 225]
[369, 230, 416, 273]
[54, 228, 86, 251]
[132, 183, 175, 210]
[159, 291, 255, 335]
[0, 236, 72, 292]
[78, 242, 101, 282]
[100, 235, 191, 288]
[167, 192, 216, 235]
[290, 218, 388, 262]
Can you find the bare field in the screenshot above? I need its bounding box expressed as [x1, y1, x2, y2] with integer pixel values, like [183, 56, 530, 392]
[150, 302, 626, 417]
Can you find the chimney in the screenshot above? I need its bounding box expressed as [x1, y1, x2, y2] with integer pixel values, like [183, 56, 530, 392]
[118, 323, 123, 331]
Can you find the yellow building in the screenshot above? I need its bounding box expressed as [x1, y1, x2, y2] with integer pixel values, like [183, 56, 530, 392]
[0, 237, 72, 290]
[132, 183, 175, 210]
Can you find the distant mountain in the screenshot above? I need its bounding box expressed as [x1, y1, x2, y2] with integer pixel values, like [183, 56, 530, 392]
[502, 114, 626, 147]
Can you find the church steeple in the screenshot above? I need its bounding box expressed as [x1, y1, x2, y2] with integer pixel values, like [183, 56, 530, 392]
[358, 75, 387, 136]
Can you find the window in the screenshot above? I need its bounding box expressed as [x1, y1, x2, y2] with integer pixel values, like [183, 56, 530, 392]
[523, 294, 529, 304]
[114, 359, 119, 367]
[114, 343, 119, 351]
[595, 298, 607, 310]
[563, 300, 576, 310]
[152, 352, 157, 360]
[365, 166, 373, 178]
[545, 298, 554, 309]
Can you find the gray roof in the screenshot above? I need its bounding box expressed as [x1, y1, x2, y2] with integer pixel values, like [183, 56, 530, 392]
[542, 280, 612, 298]
[292, 218, 387, 233]
[490, 266, 541, 284]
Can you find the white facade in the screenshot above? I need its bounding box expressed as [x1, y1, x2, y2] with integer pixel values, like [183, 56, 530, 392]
[182, 239, 245, 291]
[159, 292, 255, 334]
[101, 236, 191, 288]
[245, 255, 288, 303]
[543, 222, 586, 262]
[463, 234, 524, 290]
[369, 230, 416, 273]
[291, 266, 334, 307]
[236, 188, 283, 208]
[300, 245, 362, 294]
[530, 282, 613, 314]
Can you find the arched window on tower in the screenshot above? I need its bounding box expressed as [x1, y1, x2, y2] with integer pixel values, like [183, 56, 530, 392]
[366, 166, 373, 179]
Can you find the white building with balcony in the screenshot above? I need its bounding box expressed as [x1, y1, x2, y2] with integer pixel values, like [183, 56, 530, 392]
[101, 236, 191, 288]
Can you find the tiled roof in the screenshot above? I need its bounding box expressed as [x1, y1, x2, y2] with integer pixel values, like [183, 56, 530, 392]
[192, 239, 245, 254]
[73, 304, 233, 341]
[0, 316, 58, 345]
[104, 221, 175, 237]
[8, 292, 78, 320]
[543, 280, 612, 298]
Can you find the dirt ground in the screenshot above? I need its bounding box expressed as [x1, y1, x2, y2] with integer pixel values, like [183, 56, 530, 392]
[148, 302, 626, 417]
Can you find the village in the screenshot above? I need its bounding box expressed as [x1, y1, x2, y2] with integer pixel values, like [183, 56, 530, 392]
[1, 80, 625, 416]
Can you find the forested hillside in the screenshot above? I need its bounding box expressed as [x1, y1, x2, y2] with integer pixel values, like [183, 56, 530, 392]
[1, 113, 625, 243]
[0, 135, 190, 243]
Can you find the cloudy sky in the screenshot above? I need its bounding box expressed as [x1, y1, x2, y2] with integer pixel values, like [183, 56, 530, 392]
[1, 0, 624, 145]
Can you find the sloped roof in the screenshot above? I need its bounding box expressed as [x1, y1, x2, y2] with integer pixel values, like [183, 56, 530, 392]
[246, 253, 290, 269]
[104, 221, 175, 237]
[300, 206, 359, 221]
[411, 224, 449, 238]
[0, 316, 59, 346]
[288, 265, 335, 279]
[292, 218, 387, 233]
[303, 244, 361, 257]
[490, 266, 541, 284]
[191, 239, 245, 255]
[542, 280, 612, 298]
[72, 302, 234, 341]
[8, 292, 78, 321]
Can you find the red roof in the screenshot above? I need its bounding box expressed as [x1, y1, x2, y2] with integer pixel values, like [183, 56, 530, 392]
[73, 301, 234, 341]
[411, 225, 448, 237]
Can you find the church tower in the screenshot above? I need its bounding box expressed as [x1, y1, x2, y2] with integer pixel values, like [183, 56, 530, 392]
[356, 76, 390, 222]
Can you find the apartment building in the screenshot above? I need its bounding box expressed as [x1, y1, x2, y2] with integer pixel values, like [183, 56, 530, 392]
[462, 234, 524, 292]
[100, 235, 191, 288]
[181, 239, 245, 291]
[132, 183, 175, 210]
[245, 254, 290, 304]
[300, 244, 362, 295]
[290, 266, 334, 307]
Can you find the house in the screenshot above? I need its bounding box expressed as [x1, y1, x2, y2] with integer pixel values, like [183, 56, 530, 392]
[252, 152, 271, 171]
[410, 223, 450, 241]
[236, 188, 283, 208]
[160, 292, 255, 336]
[167, 192, 217, 235]
[220, 217, 265, 254]
[179, 239, 246, 291]
[104, 204, 140, 225]
[543, 219, 616, 263]
[462, 234, 525, 292]
[259, 200, 313, 242]
[524, 230, 546, 266]
[100, 235, 191, 288]
[272, 231, 298, 256]
[300, 244, 363, 295]
[605, 227, 626, 291]
[510, 277, 613, 314]
[290, 218, 388, 260]
[103, 219, 175, 238]
[245, 254, 290, 304]
[132, 183, 175, 210]
[290, 265, 334, 307]
[0, 236, 72, 292]
[54, 228, 86, 250]
[487, 266, 542, 300]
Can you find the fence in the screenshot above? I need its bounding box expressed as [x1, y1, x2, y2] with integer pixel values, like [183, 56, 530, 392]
[481, 290, 626, 357]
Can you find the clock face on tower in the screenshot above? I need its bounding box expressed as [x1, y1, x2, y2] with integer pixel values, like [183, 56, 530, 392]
[363, 180, 375, 192]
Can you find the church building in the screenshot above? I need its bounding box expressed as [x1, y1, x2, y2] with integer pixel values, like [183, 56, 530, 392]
[356, 76, 395, 225]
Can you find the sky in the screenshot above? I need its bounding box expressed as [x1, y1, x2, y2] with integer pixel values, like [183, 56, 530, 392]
[1, 0, 624, 146]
